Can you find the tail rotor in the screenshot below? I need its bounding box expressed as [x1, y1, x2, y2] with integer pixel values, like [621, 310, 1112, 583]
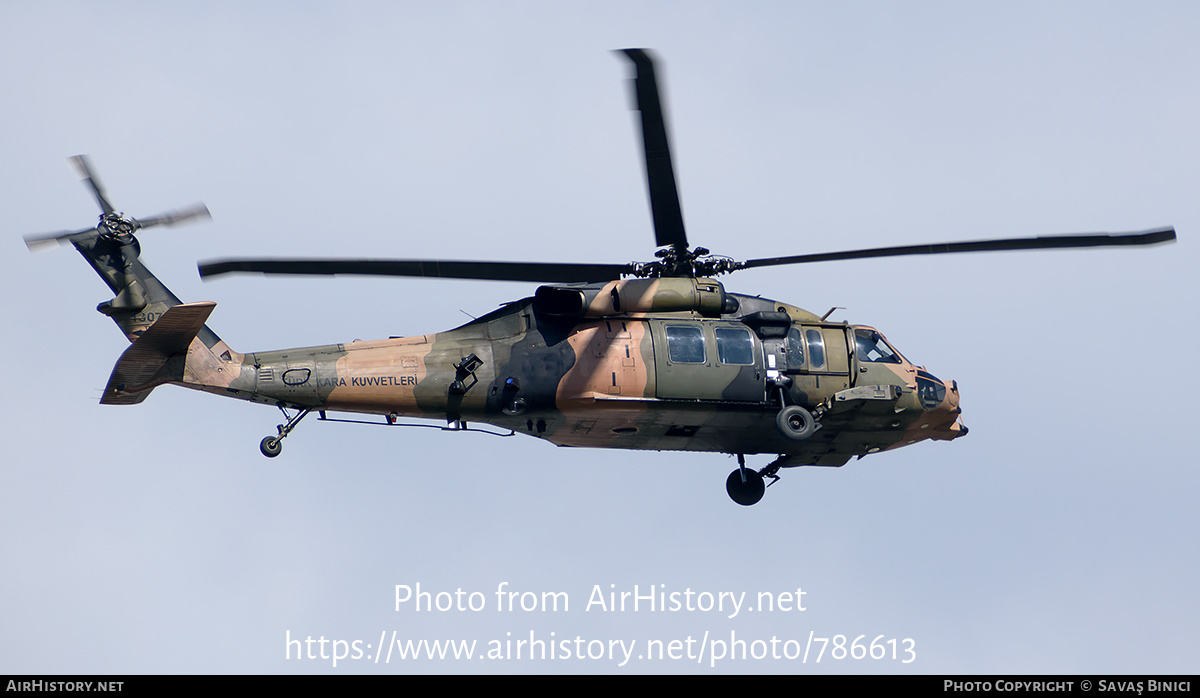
[24, 155, 211, 252]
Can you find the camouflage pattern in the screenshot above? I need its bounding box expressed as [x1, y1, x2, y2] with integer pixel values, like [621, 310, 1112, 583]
[77, 236, 965, 471]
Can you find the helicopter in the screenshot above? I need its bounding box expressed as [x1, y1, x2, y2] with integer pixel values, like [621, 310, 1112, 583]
[26, 49, 1175, 506]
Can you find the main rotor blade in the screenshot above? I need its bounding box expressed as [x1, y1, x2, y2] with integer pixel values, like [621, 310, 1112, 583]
[135, 203, 212, 229]
[68, 155, 115, 215]
[198, 258, 634, 283]
[621, 48, 688, 252]
[740, 227, 1177, 269]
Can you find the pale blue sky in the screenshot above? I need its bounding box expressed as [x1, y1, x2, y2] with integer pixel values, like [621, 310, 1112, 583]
[2, 1, 1197, 673]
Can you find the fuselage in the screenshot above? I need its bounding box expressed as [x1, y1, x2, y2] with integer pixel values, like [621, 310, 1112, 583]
[228, 281, 965, 466]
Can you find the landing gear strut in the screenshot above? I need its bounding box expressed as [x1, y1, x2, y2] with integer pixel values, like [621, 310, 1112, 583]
[259, 406, 311, 458]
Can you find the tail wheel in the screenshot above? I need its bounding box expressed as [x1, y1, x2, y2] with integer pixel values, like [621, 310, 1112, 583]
[260, 436, 282, 458]
[776, 405, 816, 441]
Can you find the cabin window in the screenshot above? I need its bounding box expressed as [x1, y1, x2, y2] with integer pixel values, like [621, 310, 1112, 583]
[855, 329, 901, 364]
[665, 325, 706, 363]
[715, 327, 754, 365]
[785, 328, 805, 368]
[806, 329, 826, 369]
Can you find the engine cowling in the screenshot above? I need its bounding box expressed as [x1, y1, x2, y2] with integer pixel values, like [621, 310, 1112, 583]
[533, 277, 735, 318]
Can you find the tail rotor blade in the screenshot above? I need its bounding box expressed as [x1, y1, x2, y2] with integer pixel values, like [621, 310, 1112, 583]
[135, 203, 212, 230]
[24, 228, 95, 252]
[69, 155, 116, 215]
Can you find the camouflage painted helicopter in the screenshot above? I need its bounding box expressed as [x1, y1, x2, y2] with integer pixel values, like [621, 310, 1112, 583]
[27, 50, 1175, 505]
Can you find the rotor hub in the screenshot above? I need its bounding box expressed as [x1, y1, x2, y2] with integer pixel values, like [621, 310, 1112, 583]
[629, 246, 740, 278]
[98, 212, 137, 243]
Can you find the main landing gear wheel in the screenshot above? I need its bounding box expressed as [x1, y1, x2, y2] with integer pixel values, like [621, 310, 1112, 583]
[726, 467, 765, 506]
[776, 405, 816, 441]
[260, 436, 282, 458]
[724, 450, 763, 506]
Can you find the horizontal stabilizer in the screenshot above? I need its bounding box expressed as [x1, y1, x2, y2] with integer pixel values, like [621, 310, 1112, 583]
[100, 302, 216, 405]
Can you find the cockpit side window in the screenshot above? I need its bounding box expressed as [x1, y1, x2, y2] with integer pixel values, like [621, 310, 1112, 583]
[806, 329, 826, 369]
[785, 328, 805, 369]
[854, 329, 902, 364]
[916, 370, 947, 408]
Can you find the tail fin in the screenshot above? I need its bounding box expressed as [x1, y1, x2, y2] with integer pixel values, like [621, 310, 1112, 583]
[101, 302, 217, 404]
[71, 232, 225, 344]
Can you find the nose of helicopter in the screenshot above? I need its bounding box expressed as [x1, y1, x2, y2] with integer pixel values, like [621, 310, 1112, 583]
[940, 378, 968, 439]
[918, 371, 966, 441]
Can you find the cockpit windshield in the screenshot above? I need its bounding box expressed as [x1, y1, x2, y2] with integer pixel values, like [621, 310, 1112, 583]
[854, 328, 904, 364]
